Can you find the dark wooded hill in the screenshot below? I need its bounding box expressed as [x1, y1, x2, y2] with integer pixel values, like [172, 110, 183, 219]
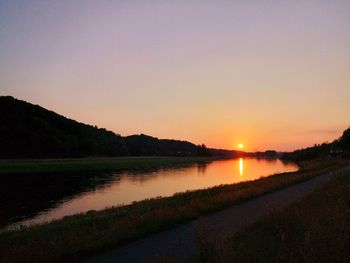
[282, 127, 350, 161]
[0, 96, 240, 158]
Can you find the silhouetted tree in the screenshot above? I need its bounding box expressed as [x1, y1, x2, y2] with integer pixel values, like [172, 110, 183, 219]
[197, 144, 211, 156]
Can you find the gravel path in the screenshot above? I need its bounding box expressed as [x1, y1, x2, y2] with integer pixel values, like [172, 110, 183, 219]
[88, 165, 349, 263]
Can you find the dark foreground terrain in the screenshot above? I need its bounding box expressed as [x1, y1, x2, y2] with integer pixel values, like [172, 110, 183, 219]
[198, 166, 350, 262]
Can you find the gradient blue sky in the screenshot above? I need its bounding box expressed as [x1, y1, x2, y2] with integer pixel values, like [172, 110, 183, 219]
[1, 0, 349, 151]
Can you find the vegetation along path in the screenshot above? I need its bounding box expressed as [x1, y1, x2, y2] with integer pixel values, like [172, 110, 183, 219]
[88, 165, 350, 263]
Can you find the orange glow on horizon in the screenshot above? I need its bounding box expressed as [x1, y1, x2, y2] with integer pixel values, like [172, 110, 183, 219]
[1, 1, 348, 154]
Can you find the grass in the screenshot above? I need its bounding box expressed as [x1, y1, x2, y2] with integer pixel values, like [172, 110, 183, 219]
[0, 158, 347, 263]
[197, 165, 350, 262]
[0, 156, 220, 175]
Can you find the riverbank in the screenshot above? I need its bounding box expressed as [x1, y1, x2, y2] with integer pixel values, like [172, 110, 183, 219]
[0, 158, 347, 263]
[0, 156, 220, 175]
[198, 165, 350, 262]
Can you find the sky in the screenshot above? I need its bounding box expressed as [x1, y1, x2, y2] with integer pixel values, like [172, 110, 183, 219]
[1, 0, 349, 151]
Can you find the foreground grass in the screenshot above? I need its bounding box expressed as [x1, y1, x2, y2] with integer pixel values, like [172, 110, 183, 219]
[0, 159, 347, 263]
[0, 156, 219, 175]
[198, 166, 350, 262]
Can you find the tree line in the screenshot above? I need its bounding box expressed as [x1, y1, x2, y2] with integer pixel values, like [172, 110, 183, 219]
[282, 127, 350, 161]
[0, 96, 234, 158]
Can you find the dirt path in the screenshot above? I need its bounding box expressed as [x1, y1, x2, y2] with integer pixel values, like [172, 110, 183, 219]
[88, 165, 349, 263]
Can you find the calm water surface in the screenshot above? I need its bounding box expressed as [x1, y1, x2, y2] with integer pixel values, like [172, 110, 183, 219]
[6, 158, 297, 229]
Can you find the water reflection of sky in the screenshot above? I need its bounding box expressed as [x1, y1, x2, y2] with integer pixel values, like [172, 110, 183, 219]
[10, 158, 297, 228]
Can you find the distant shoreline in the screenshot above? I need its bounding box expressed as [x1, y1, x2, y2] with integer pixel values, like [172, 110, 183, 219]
[0, 156, 227, 175]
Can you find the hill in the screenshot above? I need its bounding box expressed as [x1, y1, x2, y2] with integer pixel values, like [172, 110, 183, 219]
[0, 96, 238, 158]
[0, 96, 128, 158]
[282, 127, 350, 161]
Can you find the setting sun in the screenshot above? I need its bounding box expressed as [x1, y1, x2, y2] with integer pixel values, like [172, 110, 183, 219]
[238, 143, 244, 149]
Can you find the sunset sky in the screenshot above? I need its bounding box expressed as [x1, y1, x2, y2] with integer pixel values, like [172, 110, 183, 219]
[1, 0, 349, 151]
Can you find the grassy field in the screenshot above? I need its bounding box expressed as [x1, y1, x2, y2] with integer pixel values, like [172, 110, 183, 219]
[197, 166, 350, 262]
[0, 156, 220, 175]
[0, 159, 347, 263]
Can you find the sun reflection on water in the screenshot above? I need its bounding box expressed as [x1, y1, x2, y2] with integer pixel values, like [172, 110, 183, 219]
[239, 158, 244, 176]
